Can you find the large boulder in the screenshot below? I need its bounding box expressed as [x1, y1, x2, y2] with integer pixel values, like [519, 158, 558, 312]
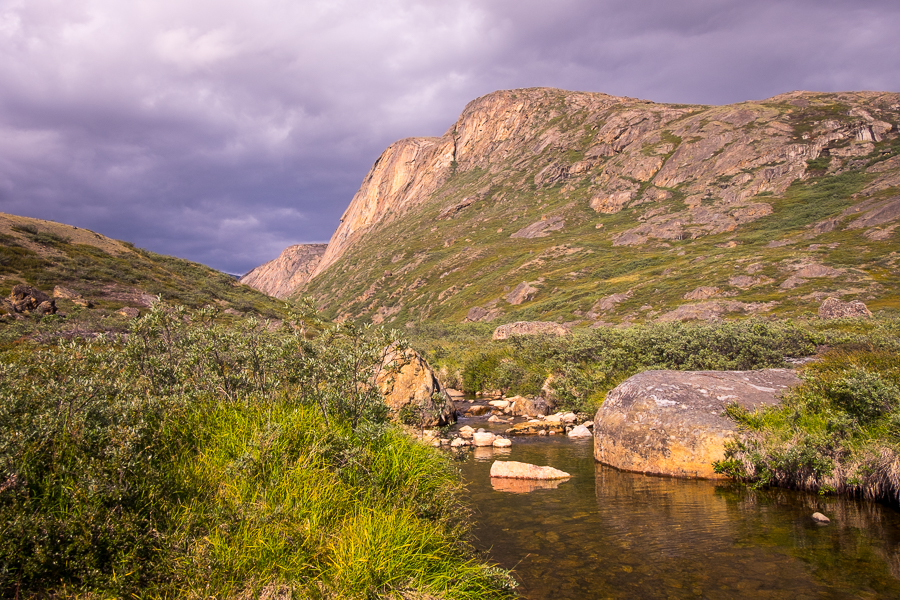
[376, 348, 456, 427]
[594, 369, 800, 479]
[492, 321, 571, 340]
[508, 395, 551, 417]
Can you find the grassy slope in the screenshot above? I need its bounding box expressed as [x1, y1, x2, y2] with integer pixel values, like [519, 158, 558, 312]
[0, 212, 285, 329]
[302, 98, 900, 327]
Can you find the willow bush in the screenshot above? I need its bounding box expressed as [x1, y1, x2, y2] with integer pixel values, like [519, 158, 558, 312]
[0, 304, 515, 599]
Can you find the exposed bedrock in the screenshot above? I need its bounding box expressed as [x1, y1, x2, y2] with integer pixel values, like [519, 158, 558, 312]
[593, 369, 800, 479]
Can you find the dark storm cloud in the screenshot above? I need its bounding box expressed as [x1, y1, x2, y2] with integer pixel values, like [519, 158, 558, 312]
[0, 0, 897, 273]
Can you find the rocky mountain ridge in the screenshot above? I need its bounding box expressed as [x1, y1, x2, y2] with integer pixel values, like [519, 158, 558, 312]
[245, 87, 900, 325]
[239, 243, 327, 299]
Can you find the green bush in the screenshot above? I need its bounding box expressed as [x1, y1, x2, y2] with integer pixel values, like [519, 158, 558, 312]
[715, 348, 900, 504]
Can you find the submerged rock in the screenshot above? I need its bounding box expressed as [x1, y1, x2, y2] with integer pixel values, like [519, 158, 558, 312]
[505, 421, 565, 436]
[490, 460, 570, 480]
[594, 369, 800, 479]
[812, 512, 831, 524]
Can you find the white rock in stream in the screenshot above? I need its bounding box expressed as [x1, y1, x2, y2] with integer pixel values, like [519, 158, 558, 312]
[472, 432, 496, 447]
[568, 424, 592, 438]
[493, 437, 512, 448]
[450, 438, 470, 448]
[458, 425, 475, 439]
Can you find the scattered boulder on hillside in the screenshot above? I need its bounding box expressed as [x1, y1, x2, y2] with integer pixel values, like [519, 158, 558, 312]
[683, 286, 721, 301]
[492, 321, 570, 340]
[116, 307, 141, 319]
[510, 216, 565, 239]
[490, 460, 570, 480]
[504, 282, 539, 305]
[818, 297, 873, 319]
[465, 304, 502, 322]
[53, 286, 93, 308]
[594, 369, 800, 479]
[376, 347, 456, 427]
[656, 300, 777, 322]
[9, 285, 56, 315]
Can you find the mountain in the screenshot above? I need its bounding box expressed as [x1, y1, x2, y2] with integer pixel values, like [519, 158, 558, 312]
[239, 243, 327, 299]
[245, 87, 900, 325]
[0, 212, 283, 319]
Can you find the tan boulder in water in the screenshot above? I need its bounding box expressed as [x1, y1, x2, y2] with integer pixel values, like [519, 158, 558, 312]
[594, 369, 800, 479]
[490, 460, 570, 480]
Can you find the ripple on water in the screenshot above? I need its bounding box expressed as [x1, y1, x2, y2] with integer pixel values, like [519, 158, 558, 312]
[456, 435, 900, 600]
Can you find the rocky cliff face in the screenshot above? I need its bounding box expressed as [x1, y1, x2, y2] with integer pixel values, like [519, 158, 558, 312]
[259, 87, 900, 324]
[240, 243, 327, 299]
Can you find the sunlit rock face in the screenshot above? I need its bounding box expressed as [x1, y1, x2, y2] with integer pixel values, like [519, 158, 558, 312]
[239, 243, 327, 299]
[594, 369, 800, 479]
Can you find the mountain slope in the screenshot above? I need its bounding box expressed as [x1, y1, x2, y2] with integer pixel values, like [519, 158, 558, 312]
[0, 212, 284, 319]
[261, 88, 900, 325]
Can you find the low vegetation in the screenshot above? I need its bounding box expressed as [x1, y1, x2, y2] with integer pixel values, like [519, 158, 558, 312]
[715, 317, 900, 504]
[409, 318, 819, 414]
[0, 304, 515, 599]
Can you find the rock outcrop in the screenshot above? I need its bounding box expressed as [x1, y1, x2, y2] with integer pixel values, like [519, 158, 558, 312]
[594, 369, 800, 479]
[239, 243, 327, 299]
[376, 347, 455, 426]
[818, 297, 873, 319]
[9, 285, 56, 315]
[492, 321, 571, 340]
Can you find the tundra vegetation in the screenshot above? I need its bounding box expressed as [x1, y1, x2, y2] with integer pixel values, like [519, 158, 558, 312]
[408, 314, 900, 505]
[0, 304, 516, 599]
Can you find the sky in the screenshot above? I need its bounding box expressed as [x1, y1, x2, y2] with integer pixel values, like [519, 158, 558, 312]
[1, 0, 898, 274]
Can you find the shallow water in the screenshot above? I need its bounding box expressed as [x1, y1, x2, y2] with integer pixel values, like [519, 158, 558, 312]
[456, 426, 900, 599]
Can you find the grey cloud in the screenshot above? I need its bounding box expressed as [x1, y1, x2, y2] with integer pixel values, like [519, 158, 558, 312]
[0, 0, 897, 273]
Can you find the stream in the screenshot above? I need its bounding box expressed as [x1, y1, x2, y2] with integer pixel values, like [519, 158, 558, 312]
[452, 418, 900, 599]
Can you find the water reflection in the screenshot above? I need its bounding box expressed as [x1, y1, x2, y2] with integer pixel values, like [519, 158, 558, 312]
[491, 477, 570, 494]
[457, 435, 900, 599]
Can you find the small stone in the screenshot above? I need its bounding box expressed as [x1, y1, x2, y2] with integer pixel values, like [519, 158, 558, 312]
[458, 425, 475, 439]
[493, 437, 512, 448]
[812, 512, 830, 524]
[450, 437, 470, 448]
[116, 307, 141, 319]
